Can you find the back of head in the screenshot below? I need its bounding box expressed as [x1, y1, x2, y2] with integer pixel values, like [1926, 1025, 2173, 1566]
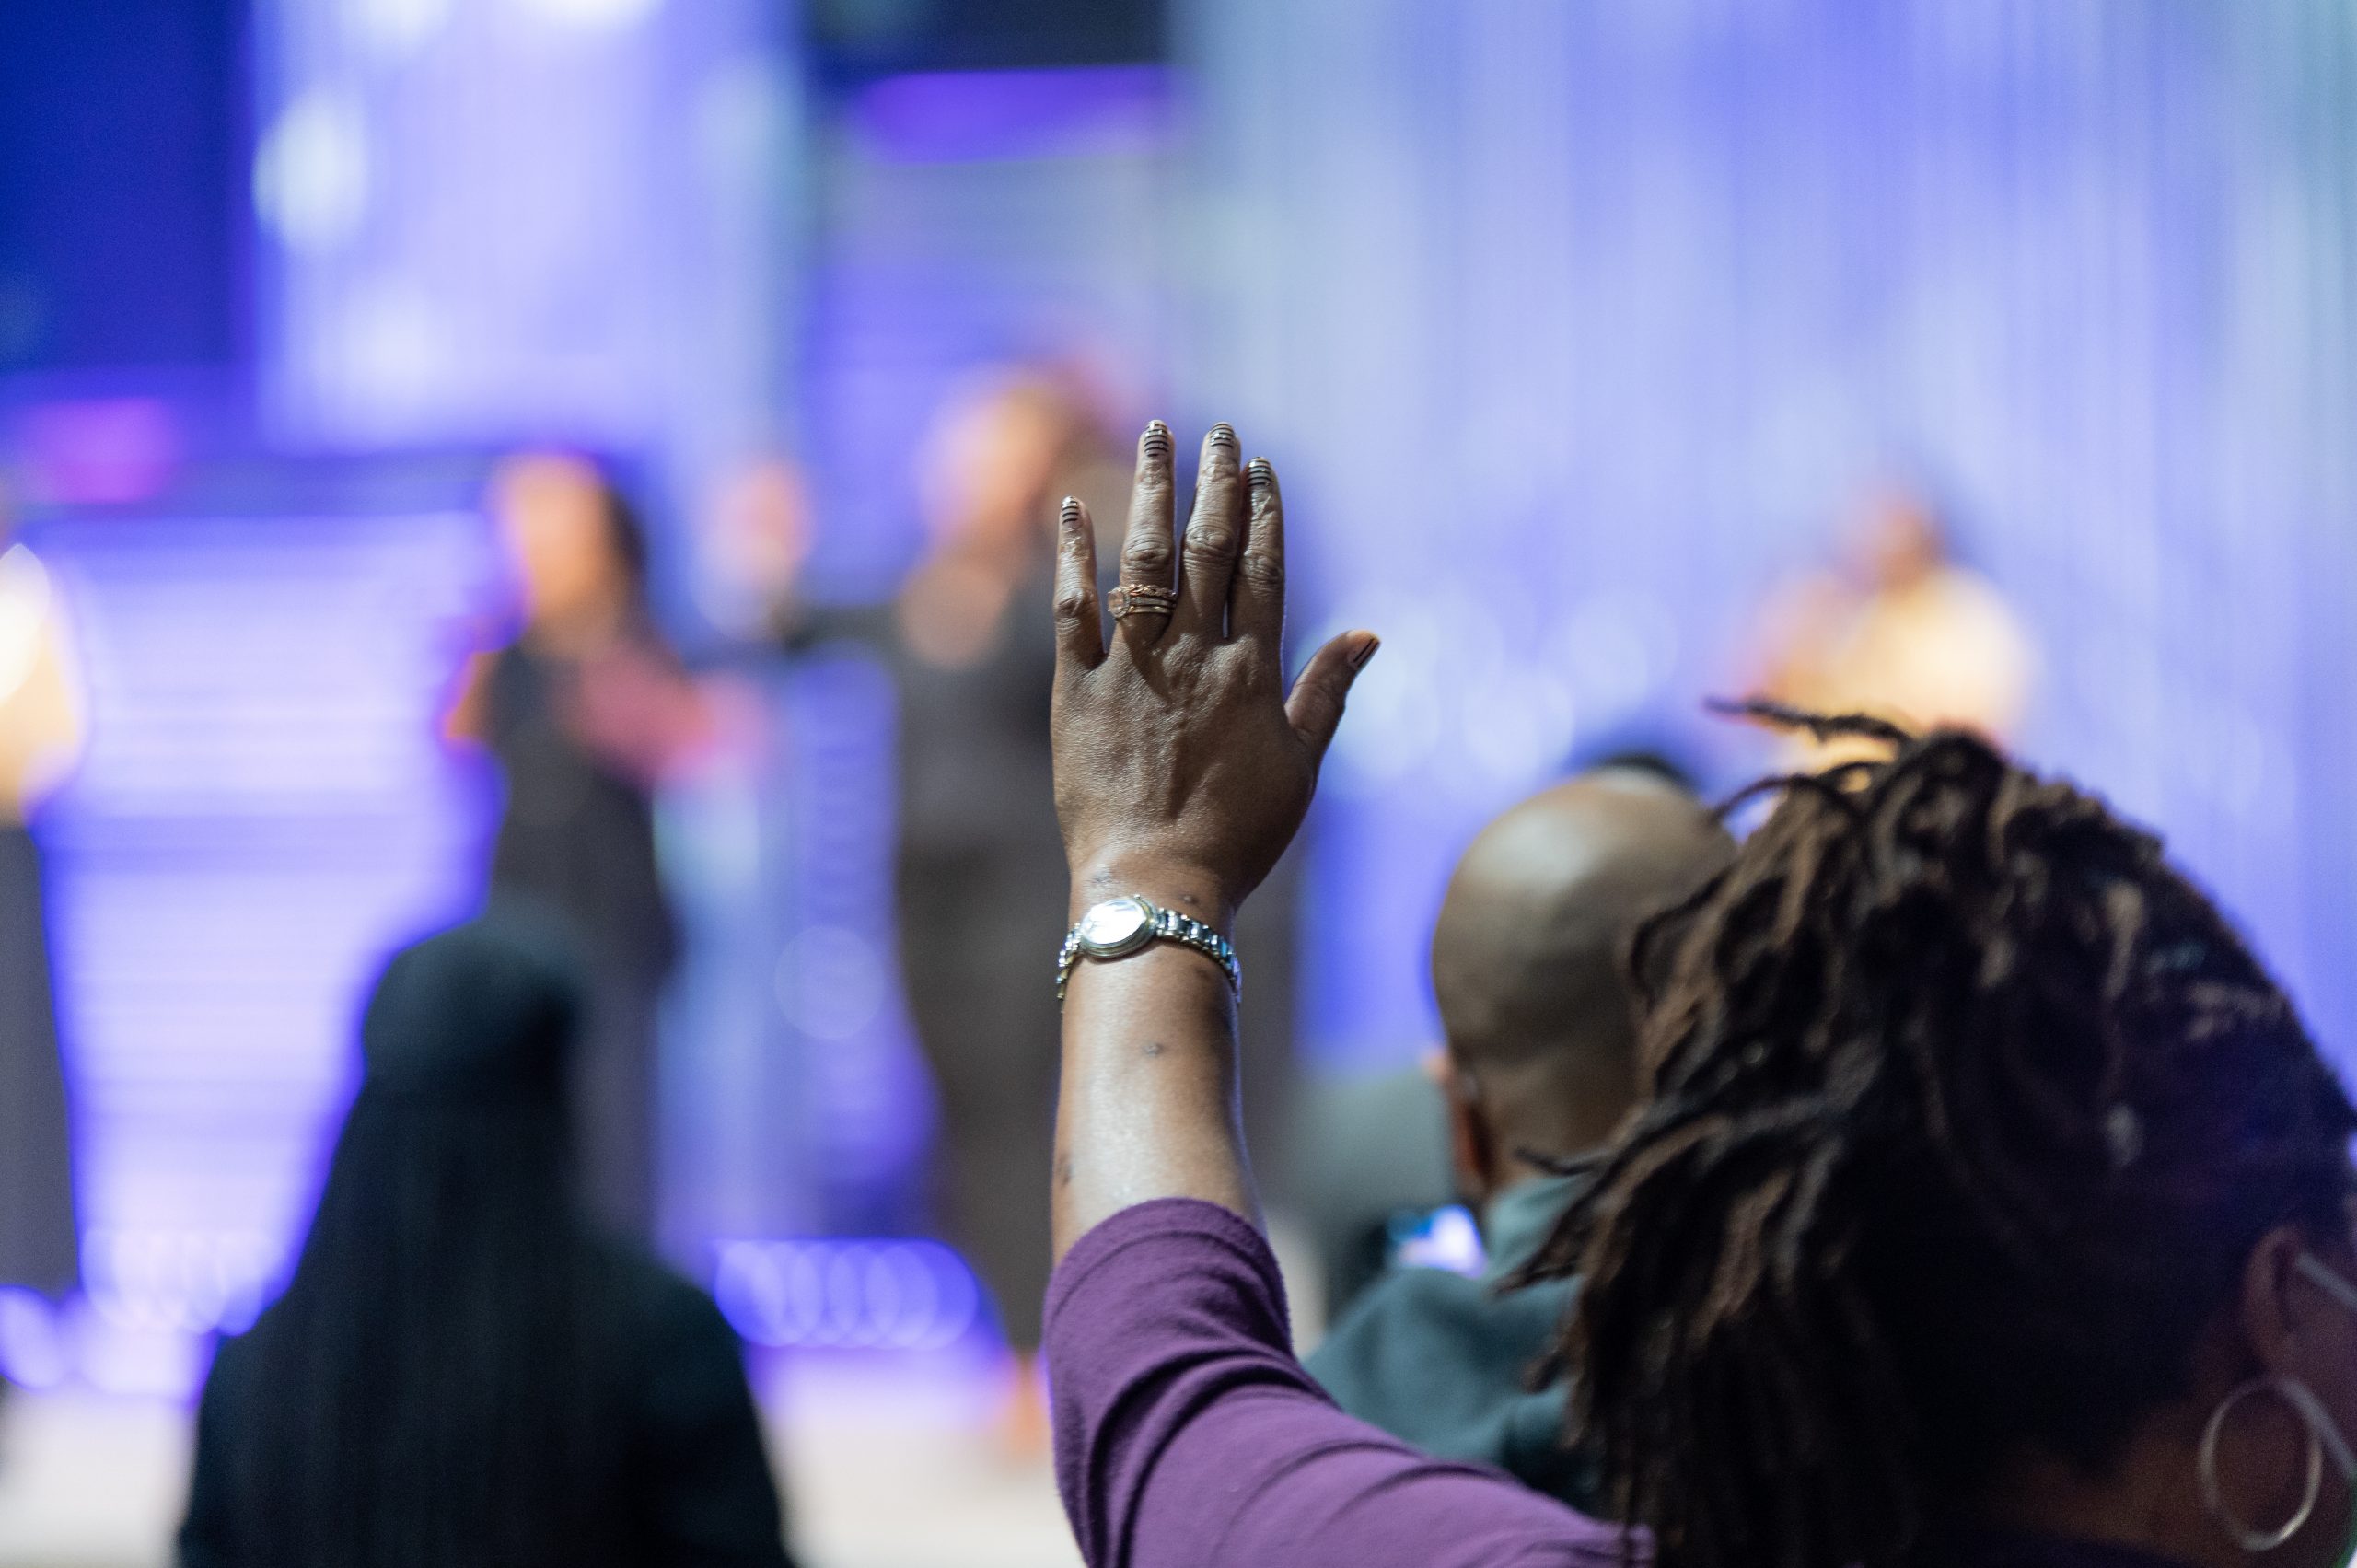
[226, 907, 621, 1568]
[358, 906, 584, 1098]
[1431, 768, 1735, 1163]
[1523, 714, 2357, 1568]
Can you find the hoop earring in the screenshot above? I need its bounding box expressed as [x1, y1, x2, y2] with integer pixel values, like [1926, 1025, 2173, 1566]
[2200, 1376, 2328, 1553]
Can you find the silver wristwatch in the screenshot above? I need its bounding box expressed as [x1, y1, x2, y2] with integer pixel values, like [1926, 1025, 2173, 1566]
[1057, 895, 1241, 1003]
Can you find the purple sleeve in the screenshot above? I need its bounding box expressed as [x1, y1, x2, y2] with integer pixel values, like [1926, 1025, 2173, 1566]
[1045, 1198, 1634, 1568]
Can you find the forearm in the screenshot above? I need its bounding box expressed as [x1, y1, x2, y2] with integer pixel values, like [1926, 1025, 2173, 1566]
[1042, 420, 1369, 1265]
[1051, 858, 1260, 1260]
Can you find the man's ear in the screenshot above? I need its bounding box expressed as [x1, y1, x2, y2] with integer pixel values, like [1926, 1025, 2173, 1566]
[1428, 1049, 1493, 1207]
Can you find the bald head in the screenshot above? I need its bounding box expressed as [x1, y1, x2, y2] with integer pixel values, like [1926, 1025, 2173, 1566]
[1433, 769, 1735, 1171]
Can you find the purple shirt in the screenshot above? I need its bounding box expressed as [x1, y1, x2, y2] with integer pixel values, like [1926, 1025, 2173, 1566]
[1046, 1199, 2202, 1568]
[1046, 1198, 1631, 1568]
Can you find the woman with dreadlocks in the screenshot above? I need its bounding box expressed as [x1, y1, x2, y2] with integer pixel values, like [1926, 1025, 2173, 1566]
[178, 911, 793, 1568]
[1040, 420, 2357, 1568]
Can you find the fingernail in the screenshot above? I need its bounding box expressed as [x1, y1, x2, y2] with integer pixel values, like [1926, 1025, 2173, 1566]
[1143, 421, 1170, 459]
[1350, 634, 1381, 669]
[1247, 456, 1273, 491]
[1208, 423, 1237, 448]
[1060, 495, 1081, 525]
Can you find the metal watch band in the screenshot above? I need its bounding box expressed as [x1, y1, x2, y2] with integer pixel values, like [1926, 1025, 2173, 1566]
[1056, 900, 1242, 1003]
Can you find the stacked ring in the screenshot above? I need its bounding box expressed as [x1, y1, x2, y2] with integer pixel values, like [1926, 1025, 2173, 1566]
[1109, 583, 1178, 619]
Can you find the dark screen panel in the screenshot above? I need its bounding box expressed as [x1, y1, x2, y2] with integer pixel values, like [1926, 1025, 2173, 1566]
[0, 0, 244, 370]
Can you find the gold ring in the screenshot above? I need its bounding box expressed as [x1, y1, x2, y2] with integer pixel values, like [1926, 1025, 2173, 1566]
[1109, 583, 1178, 619]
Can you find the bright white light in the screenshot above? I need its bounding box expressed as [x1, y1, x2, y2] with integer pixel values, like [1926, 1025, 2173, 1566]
[1323, 594, 1446, 789]
[342, 279, 449, 410]
[352, 0, 454, 57]
[695, 55, 786, 191]
[512, 0, 663, 31]
[1391, 1205, 1486, 1277]
[776, 925, 888, 1041]
[0, 544, 53, 705]
[254, 90, 371, 253]
[0, 1289, 69, 1389]
[1462, 666, 1576, 785]
[714, 1239, 981, 1351]
[84, 1228, 280, 1335]
[1550, 591, 1679, 724]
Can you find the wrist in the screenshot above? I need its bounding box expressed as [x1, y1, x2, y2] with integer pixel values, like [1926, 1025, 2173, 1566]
[1068, 854, 1237, 935]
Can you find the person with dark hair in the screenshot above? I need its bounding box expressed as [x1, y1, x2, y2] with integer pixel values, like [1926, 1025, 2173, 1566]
[1516, 699, 2357, 1568]
[1305, 767, 1733, 1505]
[177, 911, 792, 1568]
[1039, 421, 2357, 1568]
[446, 452, 712, 1238]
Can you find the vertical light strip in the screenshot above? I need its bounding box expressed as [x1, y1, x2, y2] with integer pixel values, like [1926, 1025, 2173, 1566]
[30, 507, 497, 1391]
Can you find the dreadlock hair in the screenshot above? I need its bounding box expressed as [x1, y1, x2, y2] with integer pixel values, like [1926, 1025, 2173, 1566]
[1513, 704, 2357, 1568]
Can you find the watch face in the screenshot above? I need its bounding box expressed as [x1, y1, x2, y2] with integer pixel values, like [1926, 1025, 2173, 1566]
[1076, 896, 1155, 955]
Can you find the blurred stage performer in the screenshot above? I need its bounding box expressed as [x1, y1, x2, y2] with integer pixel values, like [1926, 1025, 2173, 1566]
[1753, 480, 2035, 765]
[764, 368, 1300, 1444]
[696, 457, 814, 646]
[873, 372, 1116, 1444]
[446, 454, 713, 1238]
[180, 912, 792, 1568]
[0, 508, 86, 1315]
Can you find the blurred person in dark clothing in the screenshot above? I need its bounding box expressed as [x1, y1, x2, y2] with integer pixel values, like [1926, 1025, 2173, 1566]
[765, 370, 1300, 1446]
[446, 453, 713, 1238]
[0, 507, 86, 1314]
[1306, 766, 1732, 1506]
[888, 372, 1113, 1401]
[179, 910, 791, 1568]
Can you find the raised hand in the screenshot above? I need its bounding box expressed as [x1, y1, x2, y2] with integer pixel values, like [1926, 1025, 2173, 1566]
[1049, 420, 1378, 923]
[1048, 422, 1376, 1257]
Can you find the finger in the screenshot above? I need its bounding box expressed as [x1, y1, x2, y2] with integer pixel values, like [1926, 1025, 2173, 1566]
[1053, 495, 1103, 671]
[1230, 454, 1284, 650]
[1115, 420, 1178, 648]
[1284, 631, 1380, 759]
[1173, 423, 1243, 639]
